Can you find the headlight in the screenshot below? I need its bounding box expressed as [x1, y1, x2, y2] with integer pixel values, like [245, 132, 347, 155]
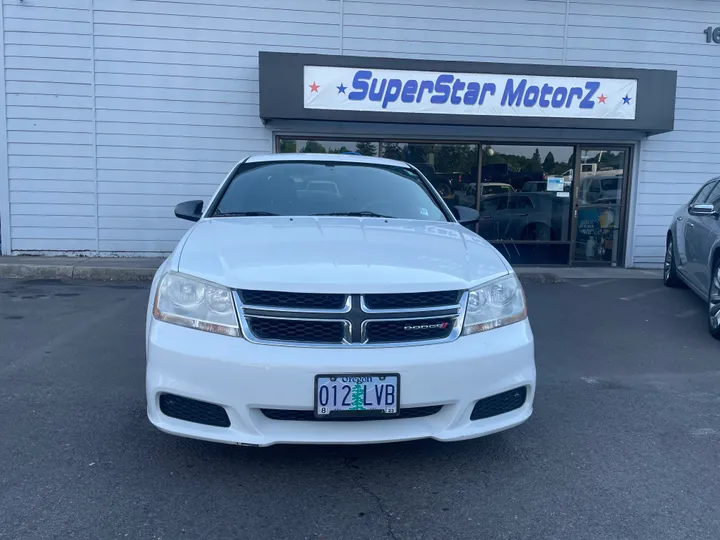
[152, 272, 240, 337]
[462, 273, 527, 335]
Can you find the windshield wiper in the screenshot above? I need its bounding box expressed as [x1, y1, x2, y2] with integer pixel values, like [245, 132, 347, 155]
[313, 211, 394, 218]
[213, 211, 279, 217]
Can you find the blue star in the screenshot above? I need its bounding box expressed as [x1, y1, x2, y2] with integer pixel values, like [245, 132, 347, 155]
[337, 83, 347, 94]
[622, 94, 631, 105]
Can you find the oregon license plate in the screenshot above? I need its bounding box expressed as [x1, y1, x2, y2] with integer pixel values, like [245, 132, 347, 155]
[314, 374, 400, 418]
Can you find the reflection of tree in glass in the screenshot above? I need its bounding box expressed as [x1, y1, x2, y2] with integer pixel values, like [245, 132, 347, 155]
[436, 145, 477, 174]
[598, 151, 624, 170]
[328, 146, 350, 154]
[355, 141, 377, 156]
[301, 141, 327, 153]
[528, 148, 542, 173]
[382, 142, 404, 161]
[543, 151, 556, 173]
[279, 139, 297, 153]
[404, 145, 430, 165]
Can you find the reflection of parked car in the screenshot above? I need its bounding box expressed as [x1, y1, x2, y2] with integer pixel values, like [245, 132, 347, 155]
[579, 175, 621, 204]
[410, 162, 459, 205]
[476, 163, 546, 191]
[477, 192, 570, 242]
[521, 181, 547, 193]
[664, 176, 720, 340]
[465, 183, 515, 197]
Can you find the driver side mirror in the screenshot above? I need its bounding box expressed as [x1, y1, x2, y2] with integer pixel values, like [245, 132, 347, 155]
[452, 205, 480, 226]
[175, 200, 204, 222]
[688, 203, 717, 217]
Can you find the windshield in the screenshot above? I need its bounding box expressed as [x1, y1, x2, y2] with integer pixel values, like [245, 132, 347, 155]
[211, 161, 449, 221]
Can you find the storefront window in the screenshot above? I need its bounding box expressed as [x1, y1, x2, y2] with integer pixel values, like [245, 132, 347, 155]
[478, 145, 574, 243]
[273, 138, 630, 266]
[278, 139, 379, 156]
[380, 143, 479, 209]
[573, 148, 627, 264]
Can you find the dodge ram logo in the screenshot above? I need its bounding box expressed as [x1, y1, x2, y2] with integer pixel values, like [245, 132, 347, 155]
[403, 322, 449, 331]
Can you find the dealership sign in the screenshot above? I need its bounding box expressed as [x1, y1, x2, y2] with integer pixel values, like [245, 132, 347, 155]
[304, 66, 637, 120]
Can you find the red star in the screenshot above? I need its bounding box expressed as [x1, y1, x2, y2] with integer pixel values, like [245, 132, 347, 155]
[598, 94, 607, 104]
[309, 81, 320, 93]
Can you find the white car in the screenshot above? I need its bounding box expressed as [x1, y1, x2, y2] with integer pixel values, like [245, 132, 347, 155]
[146, 153, 536, 446]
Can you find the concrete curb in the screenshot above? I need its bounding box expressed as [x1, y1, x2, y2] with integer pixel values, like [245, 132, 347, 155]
[0, 263, 158, 281]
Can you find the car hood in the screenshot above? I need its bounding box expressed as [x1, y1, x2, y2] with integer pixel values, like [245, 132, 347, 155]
[176, 217, 510, 293]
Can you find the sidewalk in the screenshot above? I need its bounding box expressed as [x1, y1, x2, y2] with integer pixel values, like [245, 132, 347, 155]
[0, 256, 662, 282]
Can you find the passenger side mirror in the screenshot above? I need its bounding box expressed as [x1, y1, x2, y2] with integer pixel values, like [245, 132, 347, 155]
[688, 203, 717, 217]
[452, 205, 480, 226]
[174, 200, 204, 222]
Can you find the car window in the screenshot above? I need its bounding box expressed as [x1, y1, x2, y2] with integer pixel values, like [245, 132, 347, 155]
[691, 180, 719, 204]
[212, 161, 449, 222]
[508, 196, 534, 210]
[480, 195, 509, 212]
[601, 177, 619, 191]
[707, 181, 720, 208]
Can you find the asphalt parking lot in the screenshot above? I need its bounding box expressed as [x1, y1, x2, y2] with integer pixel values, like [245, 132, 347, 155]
[1, 277, 718, 540]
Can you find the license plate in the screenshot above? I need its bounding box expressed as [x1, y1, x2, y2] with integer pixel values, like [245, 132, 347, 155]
[314, 374, 400, 418]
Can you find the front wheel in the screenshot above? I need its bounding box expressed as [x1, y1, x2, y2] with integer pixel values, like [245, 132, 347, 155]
[708, 258, 720, 340]
[663, 237, 683, 288]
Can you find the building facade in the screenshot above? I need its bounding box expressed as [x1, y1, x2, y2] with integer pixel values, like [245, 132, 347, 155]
[0, 0, 714, 267]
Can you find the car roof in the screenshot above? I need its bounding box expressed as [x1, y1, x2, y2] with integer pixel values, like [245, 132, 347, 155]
[244, 153, 411, 168]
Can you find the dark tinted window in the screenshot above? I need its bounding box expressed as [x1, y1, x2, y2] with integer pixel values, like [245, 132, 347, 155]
[508, 196, 534, 210]
[212, 162, 448, 222]
[691, 180, 719, 204]
[706, 181, 720, 207]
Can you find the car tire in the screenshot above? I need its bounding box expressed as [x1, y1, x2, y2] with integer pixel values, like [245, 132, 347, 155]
[663, 236, 684, 288]
[708, 257, 720, 341]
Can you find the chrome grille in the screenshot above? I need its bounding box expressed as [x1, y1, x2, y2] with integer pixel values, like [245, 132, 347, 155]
[236, 290, 467, 347]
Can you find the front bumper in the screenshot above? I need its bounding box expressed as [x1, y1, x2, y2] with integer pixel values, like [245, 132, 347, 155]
[146, 319, 536, 446]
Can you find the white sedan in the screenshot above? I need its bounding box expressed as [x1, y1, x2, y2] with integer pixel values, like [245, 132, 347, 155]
[146, 153, 536, 446]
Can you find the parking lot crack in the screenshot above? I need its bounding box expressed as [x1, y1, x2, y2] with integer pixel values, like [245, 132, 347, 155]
[344, 457, 398, 540]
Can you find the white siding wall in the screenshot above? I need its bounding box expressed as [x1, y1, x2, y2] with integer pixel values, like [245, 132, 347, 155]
[4, 0, 95, 252]
[1, 0, 341, 254]
[0, 0, 715, 265]
[565, 0, 720, 266]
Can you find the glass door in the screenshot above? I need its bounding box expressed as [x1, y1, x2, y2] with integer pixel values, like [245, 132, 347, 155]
[571, 147, 631, 265]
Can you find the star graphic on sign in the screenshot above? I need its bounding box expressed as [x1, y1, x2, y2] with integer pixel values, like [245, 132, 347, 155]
[337, 83, 347, 94]
[598, 94, 607, 104]
[309, 81, 320, 93]
[622, 94, 631, 105]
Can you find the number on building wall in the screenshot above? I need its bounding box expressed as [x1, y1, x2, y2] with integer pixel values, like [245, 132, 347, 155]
[703, 26, 720, 43]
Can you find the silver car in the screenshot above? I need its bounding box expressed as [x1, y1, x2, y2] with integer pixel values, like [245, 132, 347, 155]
[664, 176, 720, 340]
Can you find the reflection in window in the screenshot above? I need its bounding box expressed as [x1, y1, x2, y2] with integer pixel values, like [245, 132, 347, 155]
[477, 145, 573, 242]
[278, 139, 379, 157]
[577, 149, 625, 205]
[381, 143, 479, 209]
[215, 162, 447, 221]
[574, 149, 627, 264]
